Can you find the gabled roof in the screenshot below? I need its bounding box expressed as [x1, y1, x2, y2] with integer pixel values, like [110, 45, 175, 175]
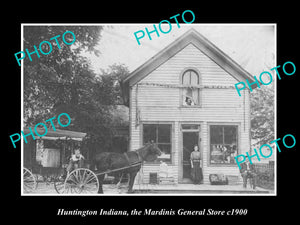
[121, 28, 256, 104]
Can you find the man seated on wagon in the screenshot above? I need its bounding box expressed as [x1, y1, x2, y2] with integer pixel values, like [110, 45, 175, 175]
[66, 149, 85, 173]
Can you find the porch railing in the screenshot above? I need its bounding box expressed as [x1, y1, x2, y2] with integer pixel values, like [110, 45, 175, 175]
[253, 161, 275, 190]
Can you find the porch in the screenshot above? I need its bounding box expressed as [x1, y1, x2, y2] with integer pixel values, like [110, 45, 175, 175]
[27, 181, 271, 195]
[133, 183, 271, 194]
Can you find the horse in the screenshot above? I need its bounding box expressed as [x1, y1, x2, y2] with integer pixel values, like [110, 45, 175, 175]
[92, 142, 162, 194]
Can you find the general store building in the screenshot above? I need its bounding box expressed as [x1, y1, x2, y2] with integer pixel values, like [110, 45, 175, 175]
[122, 29, 256, 184]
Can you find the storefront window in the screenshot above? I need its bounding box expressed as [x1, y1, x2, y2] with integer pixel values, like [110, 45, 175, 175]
[143, 124, 172, 163]
[210, 125, 238, 164]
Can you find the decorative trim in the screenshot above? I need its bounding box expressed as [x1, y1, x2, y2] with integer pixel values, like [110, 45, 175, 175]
[138, 82, 235, 89]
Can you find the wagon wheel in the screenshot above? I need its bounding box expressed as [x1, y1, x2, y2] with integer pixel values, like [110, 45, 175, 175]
[64, 168, 99, 194]
[54, 175, 66, 194]
[23, 168, 37, 193]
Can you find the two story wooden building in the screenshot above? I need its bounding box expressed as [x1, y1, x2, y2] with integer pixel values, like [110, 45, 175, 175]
[122, 29, 256, 185]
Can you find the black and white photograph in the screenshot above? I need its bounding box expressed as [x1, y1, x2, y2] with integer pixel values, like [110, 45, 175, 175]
[5, 5, 299, 222]
[20, 24, 276, 196]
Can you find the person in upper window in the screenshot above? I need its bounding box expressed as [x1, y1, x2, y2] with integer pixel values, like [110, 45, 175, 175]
[190, 145, 203, 184]
[184, 96, 195, 106]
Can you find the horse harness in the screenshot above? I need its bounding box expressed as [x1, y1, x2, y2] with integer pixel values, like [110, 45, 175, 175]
[123, 151, 142, 168]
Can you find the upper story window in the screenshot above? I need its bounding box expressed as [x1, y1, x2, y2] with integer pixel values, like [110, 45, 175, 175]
[181, 69, 200, 106]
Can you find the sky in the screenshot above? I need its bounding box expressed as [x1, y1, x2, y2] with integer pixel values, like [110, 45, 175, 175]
[85, 24, 275, 77]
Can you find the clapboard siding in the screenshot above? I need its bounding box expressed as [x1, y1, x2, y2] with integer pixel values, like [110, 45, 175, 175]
[142, 44, 239, 85]
[130, 43, 250, 185]
[137, 86, 242, 108]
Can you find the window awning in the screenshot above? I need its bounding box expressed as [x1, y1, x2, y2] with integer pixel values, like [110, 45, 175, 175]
[23, 128, 86, 141]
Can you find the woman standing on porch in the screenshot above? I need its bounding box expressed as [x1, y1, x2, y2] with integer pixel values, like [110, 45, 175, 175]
[190, 145, 203, 184]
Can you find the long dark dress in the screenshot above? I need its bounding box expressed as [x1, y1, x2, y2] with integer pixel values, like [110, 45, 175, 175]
[190, 151, 203, 184]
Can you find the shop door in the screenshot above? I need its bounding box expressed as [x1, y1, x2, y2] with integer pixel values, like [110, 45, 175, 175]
[182, 131, 199, 182]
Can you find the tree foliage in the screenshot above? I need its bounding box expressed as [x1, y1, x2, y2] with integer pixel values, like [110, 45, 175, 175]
[24, 26, 102, 124]
[250, 83, 275, 147]
[23, 26, 129, 155]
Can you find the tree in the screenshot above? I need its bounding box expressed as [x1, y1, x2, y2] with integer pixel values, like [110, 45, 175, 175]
[23, 26, 130, 156]
[250, 83, 275, 147]
[23, 26, 103, 125]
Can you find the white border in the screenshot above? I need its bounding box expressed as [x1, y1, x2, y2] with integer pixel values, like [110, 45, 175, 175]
[21, 23, 277, 196]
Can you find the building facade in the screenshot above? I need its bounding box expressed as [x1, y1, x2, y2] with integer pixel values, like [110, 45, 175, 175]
[122, 29, 256, 184]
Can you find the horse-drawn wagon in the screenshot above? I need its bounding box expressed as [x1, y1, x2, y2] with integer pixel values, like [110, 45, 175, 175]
[23, 127, 162, 194]
[59, 142, 161, 194]
[22, 128, 87, 194]
[23, 158, 142, 194]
